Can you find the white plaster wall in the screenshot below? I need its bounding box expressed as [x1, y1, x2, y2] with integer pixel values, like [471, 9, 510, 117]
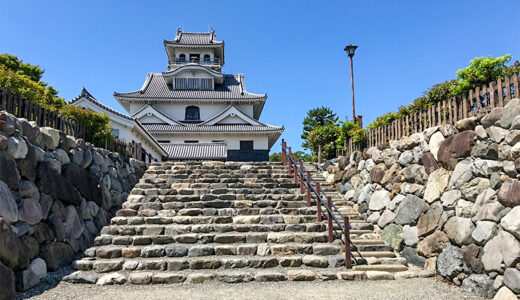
[138, 115, 165, 124]
[174, 49, 215, 61]
[236, 104, 254, 119]
[217, 115, 248, 124]
[153, 133, 268, 150]
[71, 99, 164, 161]
[129, 103, 256, 122]
[175, 70, 213, 79]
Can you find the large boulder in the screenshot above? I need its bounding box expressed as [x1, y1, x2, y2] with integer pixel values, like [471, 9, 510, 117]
[461, 274, 496, 298]
[500, 207, 520, 239]
[471, 141, 499, 159]
[500, 98, 520, 129]
[37, 161, 81, 206]
[444, 216, 475, 246]
[471, 221, 498, 245]
[400, 246, 425, 267]
[39, 242, 74, 271]
[423, 168, 450, 203]
[0, 152, 20, 190]
[380, 224, 403, 251]
[486, 126, 509, 143]
[461, 244, 485, 274]
[481, 231, 520, 272]
[402, 225, 419, 247]
[64, 162, 92, 201]
[437, 245, 464, 279]
[416, 230, 450, 257]
[448, 159, 474, 189]
[65, 205, 84, 240]
[393, 195, 425, 225]
[370, 164, 386, 184]
[0, 261, 15, 300]
[0, 181, 18, 223]
[461, 177, 490, 202]
[437, 131, 477, 170]
[421, 152, 438, 175]
[472, 188, 506, 222]
[481, 107, 502, 128]
[0, 218, 22, 269]
[429, 132, 445, 160]
[497, 179, 520, 207]
[503, 268, 520, 294]
[417, 202, 443, 237]
[368, 190, 390, 211]
[18, 198, 43, 225]
[7, 136, 28, 159]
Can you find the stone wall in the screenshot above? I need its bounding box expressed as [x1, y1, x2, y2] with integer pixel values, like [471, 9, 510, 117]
[321, 99, 520, 298]
[0, 111, 146, 298]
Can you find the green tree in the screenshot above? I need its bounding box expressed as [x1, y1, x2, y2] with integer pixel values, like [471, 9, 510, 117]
[450, 55, 512, 96]
[0, 53, 44, 82]
[307, 123, 341, 160]
[0, 53, 113, 146]
[301, 107, 338, 149]
[269, 152, 281, 162]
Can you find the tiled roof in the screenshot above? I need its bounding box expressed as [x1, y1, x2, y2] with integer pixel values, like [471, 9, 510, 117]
[142, 123, 284, 133]
[114, 74, 265, 101]
[70, 88, 132, 120]
[164, 29, 223, 46]
[163, 143, 227, 160]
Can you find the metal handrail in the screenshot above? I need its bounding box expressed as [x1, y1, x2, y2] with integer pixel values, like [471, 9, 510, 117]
[302, 166, 345, 220]
[281, 142, 366, 266]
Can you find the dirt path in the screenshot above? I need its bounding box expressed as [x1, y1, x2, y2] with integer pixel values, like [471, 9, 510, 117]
[24, 277, 480, 300]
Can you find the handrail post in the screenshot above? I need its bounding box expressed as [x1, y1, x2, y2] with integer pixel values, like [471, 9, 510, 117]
[306, 170, 311, 207]
[327, 196, 333, 243]
[293, 154, 298, 184]
[293, 164, 298, 184]
[344, 216, 352, 269]
[281, 139, 286, 166]
[316, 182, 322, 222]
[287, 147, 293, 175]
[299, 161, 305, 194]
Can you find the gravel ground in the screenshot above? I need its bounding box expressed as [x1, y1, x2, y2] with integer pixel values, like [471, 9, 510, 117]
[22, 277, 481, 300]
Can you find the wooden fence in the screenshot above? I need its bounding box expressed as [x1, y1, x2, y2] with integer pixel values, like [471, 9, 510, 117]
[342, 72, 520, 157]
[0, 88, 155, 162]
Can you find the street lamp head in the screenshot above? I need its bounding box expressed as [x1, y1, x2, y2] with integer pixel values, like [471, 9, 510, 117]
[344, 44, 358, 57]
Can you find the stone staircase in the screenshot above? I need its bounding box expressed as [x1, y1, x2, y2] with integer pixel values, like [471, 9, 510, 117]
[65, 161, 413, 285]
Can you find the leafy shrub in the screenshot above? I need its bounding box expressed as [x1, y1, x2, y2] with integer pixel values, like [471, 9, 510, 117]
[367, 55, 517, 130]
[0, 53, 112, 146]
[450, 55, 512, 96]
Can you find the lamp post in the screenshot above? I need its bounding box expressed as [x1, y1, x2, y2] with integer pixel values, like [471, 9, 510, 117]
[344, 44, 358, 124]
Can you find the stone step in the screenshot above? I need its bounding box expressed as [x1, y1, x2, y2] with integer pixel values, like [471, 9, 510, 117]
[103, 215, 370, 226]
[65, 266, 430, 285]
[93, 231, 386, 248]
[352, 264, 409, 272]
[74, 252, 408, 274]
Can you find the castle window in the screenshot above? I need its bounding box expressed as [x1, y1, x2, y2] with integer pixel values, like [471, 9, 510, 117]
[240, 140, 254, 150]
[185, 106, 200, 121]
[203, 54, 210, 62]
[178, 54, 186, 61]
[175, 78, 212, 90]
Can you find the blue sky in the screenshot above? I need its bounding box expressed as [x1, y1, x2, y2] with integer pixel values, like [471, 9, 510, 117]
[1, 0, 519, 153]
